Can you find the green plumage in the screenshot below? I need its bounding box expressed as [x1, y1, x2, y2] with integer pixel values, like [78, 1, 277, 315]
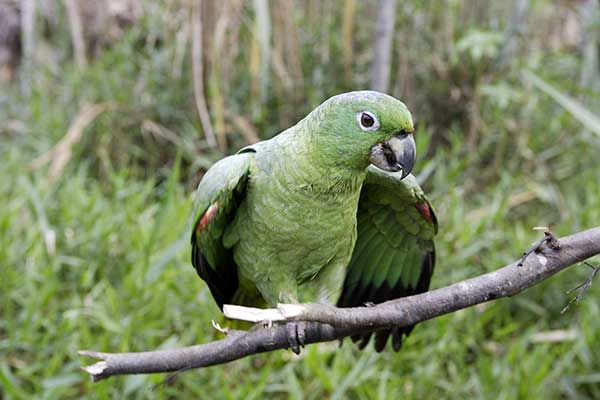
[191, 91, 437, 351]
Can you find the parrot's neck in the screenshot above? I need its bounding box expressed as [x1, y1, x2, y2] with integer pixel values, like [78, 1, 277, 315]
[278, 131, 367, 197]
[310, 167, 366, 196]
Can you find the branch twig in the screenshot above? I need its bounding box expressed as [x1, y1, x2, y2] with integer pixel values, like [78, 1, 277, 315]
[517, 227, 559, 267]
[79, 226, 600, 382]
[561, 261, 600, 314]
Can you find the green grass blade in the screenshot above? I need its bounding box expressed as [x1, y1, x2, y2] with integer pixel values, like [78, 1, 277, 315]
[524, 70, 600, 137]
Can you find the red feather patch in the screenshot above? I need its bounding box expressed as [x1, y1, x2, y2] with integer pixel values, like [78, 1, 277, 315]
[196, 202, 219, 236]
[414, 201, 433, 224]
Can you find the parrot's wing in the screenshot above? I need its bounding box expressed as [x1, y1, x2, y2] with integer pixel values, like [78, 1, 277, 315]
[338, 165, 438, 352]
[190, 150, 254, 309]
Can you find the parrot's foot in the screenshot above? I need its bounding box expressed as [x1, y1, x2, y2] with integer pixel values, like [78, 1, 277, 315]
[285, 321, 306, 355]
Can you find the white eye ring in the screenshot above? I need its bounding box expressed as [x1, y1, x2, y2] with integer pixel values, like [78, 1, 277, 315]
[356, 111, 380, 131]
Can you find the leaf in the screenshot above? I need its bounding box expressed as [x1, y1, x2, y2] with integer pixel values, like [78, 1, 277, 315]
[42, 373, 82, 390]
[523, 70, 600, 138]
[144, 234, 188, 284]
[0, 362, 29, 400]
[456, 30, 503, 61]
[123, 374, 147, 395]
[20, 177, 56, 256]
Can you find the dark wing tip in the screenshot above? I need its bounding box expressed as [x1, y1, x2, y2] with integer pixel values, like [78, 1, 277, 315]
[358, 333, 372, 350]
[374, 331, 390, 352]
[339, 248, 435, 352]
[391, 328, 403, 352]
[191, 244, 238, 310]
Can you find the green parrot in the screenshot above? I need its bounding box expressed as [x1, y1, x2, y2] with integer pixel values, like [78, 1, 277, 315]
[190, 91, 437, 353]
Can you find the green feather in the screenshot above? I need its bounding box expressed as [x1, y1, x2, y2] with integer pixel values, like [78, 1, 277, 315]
[338, 166, 437, 351]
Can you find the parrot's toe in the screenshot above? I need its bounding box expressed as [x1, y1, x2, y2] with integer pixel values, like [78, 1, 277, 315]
[285, 321, 306, 355]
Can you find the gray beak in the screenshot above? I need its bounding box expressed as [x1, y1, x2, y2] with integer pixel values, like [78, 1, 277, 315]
[368, 132, 416, 178]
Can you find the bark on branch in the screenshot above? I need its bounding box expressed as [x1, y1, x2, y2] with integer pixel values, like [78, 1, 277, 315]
[80, 226, 600, 382]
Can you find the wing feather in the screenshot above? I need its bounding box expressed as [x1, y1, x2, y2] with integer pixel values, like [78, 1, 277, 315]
[338, 166, 437, 351]
[190, 152, 254, 309]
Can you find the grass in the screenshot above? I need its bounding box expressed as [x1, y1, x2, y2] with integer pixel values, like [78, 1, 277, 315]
[1, 1, 600, 398]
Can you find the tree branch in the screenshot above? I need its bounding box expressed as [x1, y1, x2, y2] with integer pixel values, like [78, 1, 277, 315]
[80, 226, 600, 382]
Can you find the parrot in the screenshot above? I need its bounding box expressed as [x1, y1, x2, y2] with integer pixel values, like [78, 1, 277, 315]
[190, 91, 437, 353]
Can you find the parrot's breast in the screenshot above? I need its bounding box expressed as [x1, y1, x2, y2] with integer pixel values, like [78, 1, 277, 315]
[226, 140, 365, 305]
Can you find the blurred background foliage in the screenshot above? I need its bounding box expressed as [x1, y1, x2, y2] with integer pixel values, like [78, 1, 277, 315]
[1, 0, 600, 398]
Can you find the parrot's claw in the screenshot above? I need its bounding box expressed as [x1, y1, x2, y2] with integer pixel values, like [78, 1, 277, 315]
[285, 321, 306, 355]
[211, 320, 228, 334]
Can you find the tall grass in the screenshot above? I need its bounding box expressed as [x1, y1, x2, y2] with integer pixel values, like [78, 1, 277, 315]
[1, 0, 599, 398]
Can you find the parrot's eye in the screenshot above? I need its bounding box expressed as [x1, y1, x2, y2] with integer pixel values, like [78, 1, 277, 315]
[361, 113, 374, 127]
[357, 111, 380, 131]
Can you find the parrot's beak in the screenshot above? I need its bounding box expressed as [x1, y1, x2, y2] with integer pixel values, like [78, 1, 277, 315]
[368, 132, 416, 178]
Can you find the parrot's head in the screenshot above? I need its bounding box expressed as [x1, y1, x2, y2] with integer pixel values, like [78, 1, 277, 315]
[310, 90, 416, 178]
